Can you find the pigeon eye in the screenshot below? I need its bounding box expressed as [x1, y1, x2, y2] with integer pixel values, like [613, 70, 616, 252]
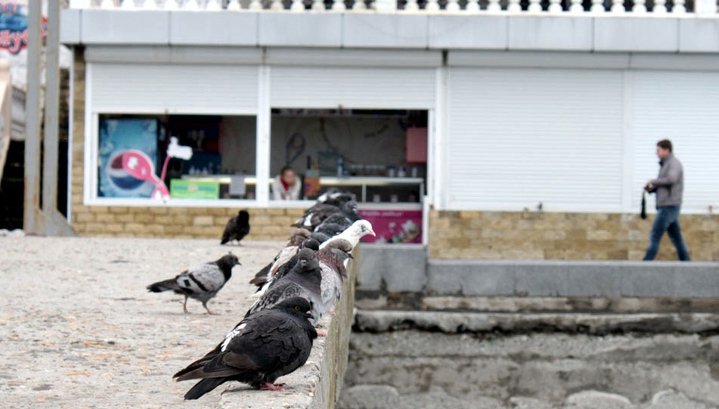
[294, 306, 300, 311]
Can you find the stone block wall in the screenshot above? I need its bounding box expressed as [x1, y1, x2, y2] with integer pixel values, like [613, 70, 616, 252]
[429, 210, 719, 261]
[69, 49, 300, 241]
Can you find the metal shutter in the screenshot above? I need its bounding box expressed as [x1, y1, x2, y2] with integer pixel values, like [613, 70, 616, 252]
[631, 70, 719, 213]
[89, 63, 259, 114]
[446, 67, 624, 212]
[270, 66, 435, 109]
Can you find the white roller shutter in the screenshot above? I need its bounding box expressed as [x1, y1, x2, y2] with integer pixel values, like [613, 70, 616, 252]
[631, 70, 719, 213]
[446, 68, 624, 212]
[89, 63, 258, 114]
[270, 66, 435, 109]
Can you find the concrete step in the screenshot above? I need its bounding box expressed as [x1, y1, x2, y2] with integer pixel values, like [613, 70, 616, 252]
[353, 310, 719, 335]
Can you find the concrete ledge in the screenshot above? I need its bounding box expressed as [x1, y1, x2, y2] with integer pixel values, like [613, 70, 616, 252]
[62, 10, 719, 53]
[426, 260, 719, 298]
[353, 310, 719, 335]
[356, 244, 427, 292]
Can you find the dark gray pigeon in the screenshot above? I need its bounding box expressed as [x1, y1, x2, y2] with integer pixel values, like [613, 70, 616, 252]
[249, 230, 313, 289]
[313, 221, 345, 238]
[291, 203, 343, 230]
[174, 297, 317, 399]
[246, 249, 322, 324]
[309, 231, 331, 244]
[147, 253, 240, 314]
[266, 239, 320, 285]
[221, 210, 250, 245]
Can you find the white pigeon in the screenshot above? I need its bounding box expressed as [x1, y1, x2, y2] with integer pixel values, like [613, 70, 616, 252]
[319, 219, 375, 251]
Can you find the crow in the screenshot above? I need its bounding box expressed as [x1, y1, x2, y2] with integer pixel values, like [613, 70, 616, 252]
[221, 210, 250, 245]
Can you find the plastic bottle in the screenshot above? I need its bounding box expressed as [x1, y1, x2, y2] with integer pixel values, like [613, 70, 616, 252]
[336, 156, 345, 177]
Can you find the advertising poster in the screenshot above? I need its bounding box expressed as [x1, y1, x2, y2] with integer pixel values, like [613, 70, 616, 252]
[358, 209, 422, 244]
[98, 118, 159, 198]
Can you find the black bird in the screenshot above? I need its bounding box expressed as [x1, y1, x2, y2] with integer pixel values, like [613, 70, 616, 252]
[246, 249, 322, 324]
[221, 210, 250, 245]
[174, 297, 317, 399]
[147, 253, 240, 314]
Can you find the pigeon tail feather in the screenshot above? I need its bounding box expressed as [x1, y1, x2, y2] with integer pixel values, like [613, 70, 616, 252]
[183, 378, 226, 400]
[147, 278, 179, 293]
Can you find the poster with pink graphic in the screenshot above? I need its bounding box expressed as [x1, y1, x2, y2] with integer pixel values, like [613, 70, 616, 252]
[358, 209, 422, 244]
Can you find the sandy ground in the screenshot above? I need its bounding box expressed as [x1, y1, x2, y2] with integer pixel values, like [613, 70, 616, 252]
[0, 236, 287, 408]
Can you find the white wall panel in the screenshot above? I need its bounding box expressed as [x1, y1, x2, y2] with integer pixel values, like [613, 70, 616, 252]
[90, 63, 258, 114]
[270, 66, 435, 109]
[446, 68, 625, 212]
[631, 70, 719, 213]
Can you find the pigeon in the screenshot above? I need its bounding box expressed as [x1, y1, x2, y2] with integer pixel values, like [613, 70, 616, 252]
[221, 210, 250, 245]
[266, 239, 321, 285]
[248, 229, 312, 289]
[246, 249, 323, 325]
[174, 297, 317, 400]
[316, 189, 355, 206]
[147, 253, 240, 314]
[314, 221, 346, 238]
[291, 203, 343, 229]
[316, 239, 353, 319]
[251, 238, 320, 292]
[319, 219, 375, 250]
[309, 231, 331, 244]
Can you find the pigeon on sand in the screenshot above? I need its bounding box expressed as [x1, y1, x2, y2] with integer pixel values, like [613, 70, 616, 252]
[221, 210, 250, 245]
[147, 253, 240, 314]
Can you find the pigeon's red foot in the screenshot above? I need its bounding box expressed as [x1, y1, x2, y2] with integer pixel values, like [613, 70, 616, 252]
[316, 329, 328, 337]
[260, 383, 287, 391]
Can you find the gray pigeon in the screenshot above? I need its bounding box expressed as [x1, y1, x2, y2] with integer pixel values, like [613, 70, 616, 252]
[246, 249, 322, 324]
[147, 253, 241, 314]
[174, 297, 317, 399]
[317, 239, 353, 320]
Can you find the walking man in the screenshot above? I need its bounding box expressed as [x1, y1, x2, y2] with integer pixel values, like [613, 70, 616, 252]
[643, 139, 690, 261]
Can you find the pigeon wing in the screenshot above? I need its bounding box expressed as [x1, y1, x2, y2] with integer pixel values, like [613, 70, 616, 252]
[183, 263, 227, 294]
[246, 281, 305, 316]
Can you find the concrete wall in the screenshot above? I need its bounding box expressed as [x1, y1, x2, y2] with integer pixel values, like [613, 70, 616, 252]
[429, 210, 719, 261]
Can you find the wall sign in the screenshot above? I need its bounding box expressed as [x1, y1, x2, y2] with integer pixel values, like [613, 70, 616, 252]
[0, 2, 46, 55]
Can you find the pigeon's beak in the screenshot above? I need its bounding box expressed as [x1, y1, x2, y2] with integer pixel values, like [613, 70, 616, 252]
[236, 261, 242, 266]
[347, 253, 354, 259]
[305, 311, 314, 320]
[369, 229, 376, 237]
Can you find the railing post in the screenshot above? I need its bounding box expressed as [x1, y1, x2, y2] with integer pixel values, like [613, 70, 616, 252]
[695, 0, 717, 14]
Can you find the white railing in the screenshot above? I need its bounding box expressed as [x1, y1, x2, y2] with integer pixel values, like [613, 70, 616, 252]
[68, 0, 719, 14]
